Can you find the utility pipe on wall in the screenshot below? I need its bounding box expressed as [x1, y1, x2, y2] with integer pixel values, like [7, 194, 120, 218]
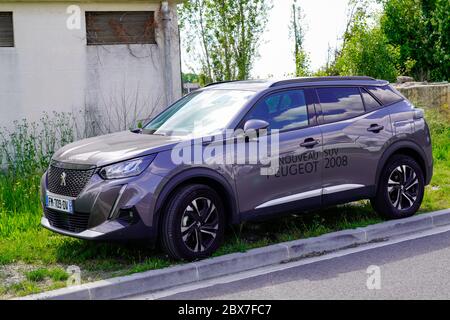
[161, 1, 174, 106]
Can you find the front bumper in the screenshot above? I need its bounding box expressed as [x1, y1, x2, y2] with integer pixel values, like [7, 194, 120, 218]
[40, 166, 165, 242]
[41, 215, 153, 241]
[41, 216, 104, 239]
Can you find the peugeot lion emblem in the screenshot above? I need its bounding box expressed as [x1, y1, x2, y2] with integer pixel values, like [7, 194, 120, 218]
[60, 172, 67, 187]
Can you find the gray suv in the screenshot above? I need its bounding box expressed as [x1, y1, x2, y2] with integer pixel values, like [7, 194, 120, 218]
[40, 77, 433, 260]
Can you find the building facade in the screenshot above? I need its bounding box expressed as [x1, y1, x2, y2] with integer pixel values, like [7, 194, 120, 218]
[0, 0, 182, 135]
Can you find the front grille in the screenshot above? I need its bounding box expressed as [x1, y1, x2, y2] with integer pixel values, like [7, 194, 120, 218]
[47, 165, 95, 198]
[45, 208, 90, 233]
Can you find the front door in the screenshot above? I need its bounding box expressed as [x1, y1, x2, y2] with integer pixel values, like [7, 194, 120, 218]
[234, 88, 323, 219]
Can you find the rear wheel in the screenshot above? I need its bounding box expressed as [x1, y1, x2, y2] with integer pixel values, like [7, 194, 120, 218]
[371, 155, 424, 219]
[160, 184, 225, 261]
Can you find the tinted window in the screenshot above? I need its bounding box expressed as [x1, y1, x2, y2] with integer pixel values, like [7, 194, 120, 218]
[368, 86, 403, 105]
[361, 88, 381, 111]
[244, 90, 309, 131]
[316, 87, 365, 123]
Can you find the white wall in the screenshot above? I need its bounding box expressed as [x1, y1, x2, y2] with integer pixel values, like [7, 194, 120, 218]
[0, 1, 182, 134]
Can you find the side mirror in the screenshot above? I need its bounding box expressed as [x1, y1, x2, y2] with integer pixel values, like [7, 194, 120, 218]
[131, 128, 143, 134]
[243, 119, 269, 133]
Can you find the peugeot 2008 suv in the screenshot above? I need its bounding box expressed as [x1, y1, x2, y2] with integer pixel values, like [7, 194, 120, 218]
[41, 77, 433, 260]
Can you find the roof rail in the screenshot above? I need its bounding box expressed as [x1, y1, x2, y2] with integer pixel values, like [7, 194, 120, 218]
[270, 76, 376, 87]
[205, 80, 240, 87]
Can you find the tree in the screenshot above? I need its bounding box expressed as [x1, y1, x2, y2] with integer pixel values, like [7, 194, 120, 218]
[290, 0, 310, 77]
[430, 0, 450, 81]
[381, 0, 449, 81]
[182, 73, 200, 83]
[178, 0, 272, 83]
[329, 0, 400, 81]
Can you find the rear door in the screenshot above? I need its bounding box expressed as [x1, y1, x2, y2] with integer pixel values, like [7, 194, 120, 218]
[234, 88, 323, 219]
[315, 86, 394, 205]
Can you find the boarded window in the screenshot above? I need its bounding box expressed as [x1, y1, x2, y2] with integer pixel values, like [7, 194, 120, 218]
[0, 12, 14, 47]
[86, 11, 156, 45]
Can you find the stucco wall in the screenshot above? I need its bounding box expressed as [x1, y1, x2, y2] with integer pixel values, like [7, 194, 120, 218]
[0, 2, 182, 134]
[394, 83, 450, 109]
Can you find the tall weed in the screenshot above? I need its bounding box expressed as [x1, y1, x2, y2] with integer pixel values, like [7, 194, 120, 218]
[0, 112, 74, 215]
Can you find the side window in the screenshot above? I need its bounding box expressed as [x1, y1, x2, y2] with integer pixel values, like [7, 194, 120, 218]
[361, 88, 382, 111]
[316, 87, 365, 123]
[244, 90, 309, 131]
[367, 86, 403, 105]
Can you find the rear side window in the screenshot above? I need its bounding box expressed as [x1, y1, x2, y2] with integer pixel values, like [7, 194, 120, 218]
[316, 87, 365, 123]
[361, 88, 381, 111]
[367, 86, 403, 105]
[244, 90, 309, 131]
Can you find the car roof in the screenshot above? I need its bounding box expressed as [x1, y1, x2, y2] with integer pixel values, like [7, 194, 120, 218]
[202, 76, 389, 91]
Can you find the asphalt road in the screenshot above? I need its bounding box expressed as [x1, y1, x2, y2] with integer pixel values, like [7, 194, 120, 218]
[133, 226, 450, 300]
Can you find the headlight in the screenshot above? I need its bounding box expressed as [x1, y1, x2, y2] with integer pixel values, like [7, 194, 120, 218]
[99, 155, 156, 180]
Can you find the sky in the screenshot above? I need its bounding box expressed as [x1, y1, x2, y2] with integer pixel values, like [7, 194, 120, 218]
[181, 0, 354, 79]
[252, 0, 351, 78]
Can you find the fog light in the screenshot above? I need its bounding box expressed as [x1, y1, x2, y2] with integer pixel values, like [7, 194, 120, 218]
[117, 208, 139, 224]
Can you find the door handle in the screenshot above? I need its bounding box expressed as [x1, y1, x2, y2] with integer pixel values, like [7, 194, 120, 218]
[300, 138, 319, 148]
[367, 124, 384, 133]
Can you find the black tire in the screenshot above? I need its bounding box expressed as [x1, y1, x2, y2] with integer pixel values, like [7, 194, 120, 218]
[371, 155, 425, 220]
[160, 184, 225, 261]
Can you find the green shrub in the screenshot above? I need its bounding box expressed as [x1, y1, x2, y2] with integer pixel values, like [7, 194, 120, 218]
[0, 112, 75, 216]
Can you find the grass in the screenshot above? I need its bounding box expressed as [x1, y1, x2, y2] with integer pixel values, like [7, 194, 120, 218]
[25, 267, 69, 282]
[0, 106, 449, 299]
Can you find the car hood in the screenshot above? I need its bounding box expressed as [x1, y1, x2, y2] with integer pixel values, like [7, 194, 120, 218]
[52, 131, 182, 167]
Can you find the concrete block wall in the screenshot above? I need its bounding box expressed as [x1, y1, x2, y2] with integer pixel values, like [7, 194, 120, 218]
[394, 83, 450, 109]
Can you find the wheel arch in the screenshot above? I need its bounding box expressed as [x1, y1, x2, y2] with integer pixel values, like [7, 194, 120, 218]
[375, 140, 429, 189]
[152, 168, 239, 239]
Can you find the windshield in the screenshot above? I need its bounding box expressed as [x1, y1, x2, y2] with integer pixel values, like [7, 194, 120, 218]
[144, 89, 255, 137]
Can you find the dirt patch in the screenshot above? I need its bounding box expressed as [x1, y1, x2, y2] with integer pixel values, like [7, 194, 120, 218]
[0, 263, 34, 287]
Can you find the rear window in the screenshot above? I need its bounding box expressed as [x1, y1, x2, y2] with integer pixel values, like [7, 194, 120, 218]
[361, 88, 382, 111]
[316, 87, 365, 123]
[367, 86, 403, 106]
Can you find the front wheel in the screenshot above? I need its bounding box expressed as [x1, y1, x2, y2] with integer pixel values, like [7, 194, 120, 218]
[371, 155, 425, 220]
[160, 184, 225, 261]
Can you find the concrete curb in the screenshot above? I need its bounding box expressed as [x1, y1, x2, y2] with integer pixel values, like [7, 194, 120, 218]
[21, 209, 450, 300]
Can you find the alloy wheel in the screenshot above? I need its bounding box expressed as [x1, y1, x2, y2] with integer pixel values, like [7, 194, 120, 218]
[180, 197, 219, 253]
[387, 165, 419, 210]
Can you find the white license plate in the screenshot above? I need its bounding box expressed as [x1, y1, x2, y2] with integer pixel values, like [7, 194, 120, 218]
[46, 194, 74, 214]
